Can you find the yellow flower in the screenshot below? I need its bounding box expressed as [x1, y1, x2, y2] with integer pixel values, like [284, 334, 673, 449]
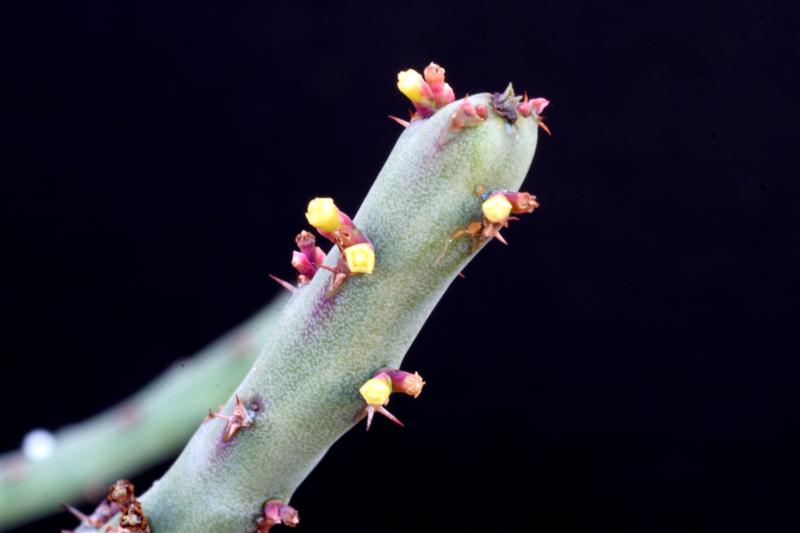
[482, 194, 512, 223]
[359, 376, 392, 406]
[306, 198, 343, 233]
[344, 243, 375, 274]
[397, 69, 425, 103]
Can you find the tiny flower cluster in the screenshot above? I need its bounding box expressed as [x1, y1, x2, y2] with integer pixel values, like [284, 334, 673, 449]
[517, 92, 551, 135]
[305, 197, 376, 295]
[358, 368, 426, 430]
[492, 83, 552, 134]
[271, 198, 376, 296]
[393, 62, 551, 147]
[441, 187, 540, 259]
[437, 97, 490, 147]
[254, 499, 299, 533]
[63, 480, 150, 533]
[397, 62, 456, 119]
[291, 230, 326, 285]
[477, 188, 539, 245]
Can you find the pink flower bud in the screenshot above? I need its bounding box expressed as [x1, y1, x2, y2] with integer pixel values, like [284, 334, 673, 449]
[423, 63, 456, 108]
[261, 500, 299, 532]
[502, 191, 540, 214]
[518, 95, 550, 117]
[375, 368, 426, 398]
[291, 251, 316, 278]
[451, 98, 485, 130]
[423, 62, 446, 86]
[530, 97, 549, 115]
[294, 230, 318, 263]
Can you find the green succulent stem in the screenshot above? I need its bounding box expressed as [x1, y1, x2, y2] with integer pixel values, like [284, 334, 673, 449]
[131, 92, 541, 532]
[0, 298, 285, 531]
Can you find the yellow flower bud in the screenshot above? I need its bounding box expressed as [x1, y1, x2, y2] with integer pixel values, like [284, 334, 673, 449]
[482, 194, 513, 223]
[344, 243, 375, 274]
[397, 69, 425, 103]
[359, 377, 392, 406]
[306, 198, 343, 233]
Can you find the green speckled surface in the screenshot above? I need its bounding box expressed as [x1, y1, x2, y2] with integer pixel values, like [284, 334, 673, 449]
[139, 93, 540, 532]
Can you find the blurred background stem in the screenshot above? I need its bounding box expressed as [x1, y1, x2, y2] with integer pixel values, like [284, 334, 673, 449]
[0, 295, 286, 531]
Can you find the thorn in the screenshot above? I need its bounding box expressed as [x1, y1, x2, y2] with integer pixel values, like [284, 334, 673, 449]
[268, 274, 297, 293]
[365, 405, 375, 431]
[536, 117, 552, 136]
[494, 231, 508, 245]
[209, 395, 254, 441]
[377, 405, 405, 427]
[457, 271, 466, 279]
[62, 504, 98, 526]
[388, 114, 410, 128]
[325, 272, 348, 297]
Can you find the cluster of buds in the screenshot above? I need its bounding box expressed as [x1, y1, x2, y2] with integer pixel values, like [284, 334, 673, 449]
[517, 92, 551, 135]
[270, 230, 329, 293]
[62, 480, 150, 533]
[270, 198, 376, 295]
[290, 230, 326, 285]
[492, 83, 552, 135]
[254, 499, 299, 533]
[436, 97, 489, 147]
[478, 188, 540, 245]
[394, 64, 550, 145]
[305, 197, 376, 295]
[397, 62, 456, 119]
[440, 187, 539, 259]
[358, 368, 425, 430]
[206, 395, 254, 442]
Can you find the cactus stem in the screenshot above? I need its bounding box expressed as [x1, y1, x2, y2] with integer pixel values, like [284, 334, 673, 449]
[1, 296, 286, 530]
[80, 66, 546, 532]
[114, 403, 141, 430]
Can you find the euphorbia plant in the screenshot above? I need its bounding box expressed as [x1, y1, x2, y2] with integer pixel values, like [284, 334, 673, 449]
[52, 62, 550, 533]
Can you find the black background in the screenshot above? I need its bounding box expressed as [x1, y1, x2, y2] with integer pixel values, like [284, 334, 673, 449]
[3, 1, 799, 532]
